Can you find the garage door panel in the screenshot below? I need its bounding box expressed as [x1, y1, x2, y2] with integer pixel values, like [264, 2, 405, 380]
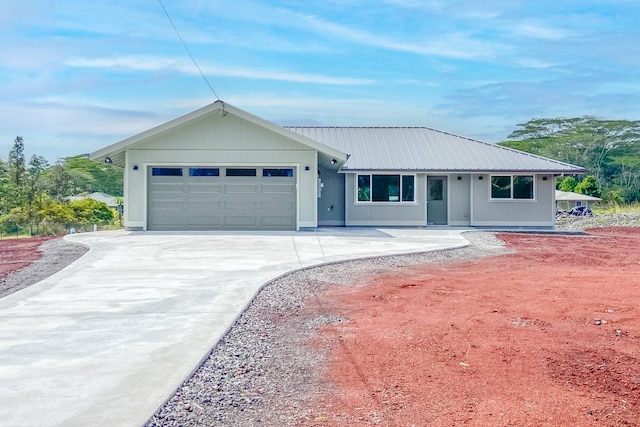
[149, 184, 184, 195]
[149, 199, 183, 208]
[224, 200, 260, 212]
[261, 216, 295, 227]
[187, 183, 222, 198]
[152, 216, 186, 227]
[225, 183, 259, 194]
[187, 200, 223, 211]
[224, 216, 258, 227]
[148, 166, 296, 230]
[261, 183, 295, 194]
[262, 200, 295, 211]
[187, 215, 221, 226]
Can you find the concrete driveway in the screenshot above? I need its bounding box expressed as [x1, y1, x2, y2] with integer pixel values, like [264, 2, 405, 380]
[0, 228, 468, 427]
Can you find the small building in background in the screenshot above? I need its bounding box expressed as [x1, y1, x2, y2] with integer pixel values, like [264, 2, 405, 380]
[67, 192, 122, 211]
[555, 190, 601, 211]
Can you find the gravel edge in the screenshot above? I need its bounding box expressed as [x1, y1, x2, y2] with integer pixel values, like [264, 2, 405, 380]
[0, 238, 89, 299]
[555, 211, 640, 232]
[145, 232, 508, 426]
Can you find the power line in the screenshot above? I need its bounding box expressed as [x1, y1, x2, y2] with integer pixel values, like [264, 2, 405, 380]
[157, 0, 220, 101]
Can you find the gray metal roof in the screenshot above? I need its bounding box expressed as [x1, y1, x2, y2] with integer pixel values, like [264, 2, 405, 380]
[555, 190, 601, 202]
[66, 192, 120, 207]
[284, 127, 586, 173]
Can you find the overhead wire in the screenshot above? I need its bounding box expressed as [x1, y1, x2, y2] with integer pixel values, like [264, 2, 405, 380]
[157, 0, 220, 101]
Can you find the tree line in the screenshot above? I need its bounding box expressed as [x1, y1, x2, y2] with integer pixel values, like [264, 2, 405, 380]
[499, 116, 640, 203]
[0, 136, 124, 236]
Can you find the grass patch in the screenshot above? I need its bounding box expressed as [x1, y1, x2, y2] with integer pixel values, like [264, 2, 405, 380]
[592, 202, 640, 215]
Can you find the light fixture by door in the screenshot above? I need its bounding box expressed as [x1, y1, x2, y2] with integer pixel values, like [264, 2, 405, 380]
[330, 159, 337, 165]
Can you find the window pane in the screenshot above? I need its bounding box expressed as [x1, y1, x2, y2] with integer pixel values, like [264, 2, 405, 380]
[226, 168, 256, 177]
[152, 168, 183, 176]
[402, 175, 415, 202]
[372, 175, 400, 202]
[428, 178, 443, 201]
[189, 168, 219, 176]
[491, 176, 511, 198]
[357, 175, 370, 201]
[513, 175, 534, 199]
[263, 168, 293, 177]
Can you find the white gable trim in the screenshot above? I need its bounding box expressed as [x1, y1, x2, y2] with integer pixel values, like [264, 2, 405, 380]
[91, 101, 347, 166]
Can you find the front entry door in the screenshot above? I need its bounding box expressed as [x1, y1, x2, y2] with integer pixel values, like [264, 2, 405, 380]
[427, 176, 448, 225]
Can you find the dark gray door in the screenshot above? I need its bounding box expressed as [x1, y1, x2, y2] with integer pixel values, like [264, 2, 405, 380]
[317, 165, 345, 226]
[427, 176, 447, 225]
[148, 166, 296, 230]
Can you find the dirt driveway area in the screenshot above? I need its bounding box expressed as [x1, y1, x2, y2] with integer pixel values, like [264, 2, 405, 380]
[305, 228, 640, 426]
[0, 236, 57, 279]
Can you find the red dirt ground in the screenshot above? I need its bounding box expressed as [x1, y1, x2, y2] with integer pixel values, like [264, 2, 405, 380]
[304, 228, 640, 426]
[0, 236, 59, 280]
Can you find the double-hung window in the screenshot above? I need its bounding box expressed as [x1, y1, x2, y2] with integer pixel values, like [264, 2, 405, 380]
[490, 175, 534, 200]
[357, 174, 415, 202]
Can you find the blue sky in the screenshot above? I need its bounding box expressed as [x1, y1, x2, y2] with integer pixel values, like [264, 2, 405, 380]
[2, 0, 640, 162]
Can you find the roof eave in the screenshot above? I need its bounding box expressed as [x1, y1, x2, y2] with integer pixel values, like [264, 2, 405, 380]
[339, 167, 588, 174]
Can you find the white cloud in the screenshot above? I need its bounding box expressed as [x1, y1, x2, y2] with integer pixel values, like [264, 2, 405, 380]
[394, 79, 440, 87]
[224, 93, 434, 126]
[66, 57, 184, 72]
[0, 99, 167, 161]
[295, 13, 511, 60]
[381, 0, 446, 10]
[515, 58, 557, 69]
[512, 23, 574, 40]
[65, 56, 376, 85]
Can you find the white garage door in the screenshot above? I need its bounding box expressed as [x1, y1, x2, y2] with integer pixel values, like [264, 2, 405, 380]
[148, 167, 296, 230]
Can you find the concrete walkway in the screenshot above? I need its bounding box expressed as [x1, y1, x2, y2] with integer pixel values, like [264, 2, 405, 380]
[0, 228, 468, 427]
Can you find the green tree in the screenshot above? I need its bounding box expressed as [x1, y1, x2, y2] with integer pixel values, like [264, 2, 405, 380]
[0, 157, 8, 215]
[4, 136, 27, 213]
[7, 136, 26, 187]
[64, 155, 123, 196]
[38, 196, 75, 234]
[500, 117, 640, 201]
[574, 175, 601, 197]
[24, 155, 49, 235]
[42, 161, 73, 200]
[69, 198, 114, 227]
[604, 186, 640, 204]
[557, 176, 577, 192]
[1, 139, 124, 236]
[0, 207, 28, 234]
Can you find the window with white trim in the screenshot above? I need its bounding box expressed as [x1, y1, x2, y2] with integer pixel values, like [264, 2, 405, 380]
[357, 174, 415, 202]
[152, 167, 183, 176]
[491, 175, 534, 199]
